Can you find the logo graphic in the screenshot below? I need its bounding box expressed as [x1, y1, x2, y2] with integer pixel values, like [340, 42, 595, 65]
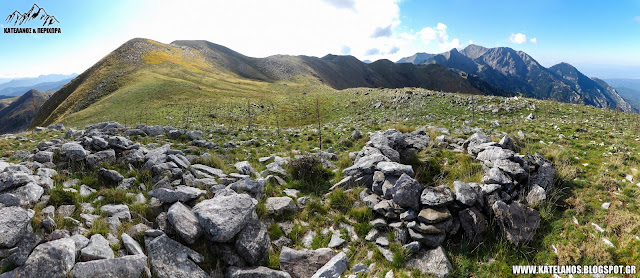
[6, 3, 59, 26]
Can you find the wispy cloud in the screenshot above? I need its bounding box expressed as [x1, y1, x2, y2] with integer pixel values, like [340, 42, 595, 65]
[371, 25, 392, 38]
[634, 16, 640, 23]
[365, 48, 380, 56]
[530, 37, 537, 44]
[322, 0, 356, 11]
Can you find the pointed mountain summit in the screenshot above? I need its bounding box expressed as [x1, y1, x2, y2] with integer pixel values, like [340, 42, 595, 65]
[397, 52, 435, 64]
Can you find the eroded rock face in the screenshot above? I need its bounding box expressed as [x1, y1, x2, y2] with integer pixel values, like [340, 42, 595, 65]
[279, 247, 335, 278]
[146, 234, 208, 278]
[492, 201, 540, 246]
[193, 193, 256, 242]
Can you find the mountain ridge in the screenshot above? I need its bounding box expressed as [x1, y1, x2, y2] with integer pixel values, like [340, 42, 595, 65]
[32, 38, 482, 127]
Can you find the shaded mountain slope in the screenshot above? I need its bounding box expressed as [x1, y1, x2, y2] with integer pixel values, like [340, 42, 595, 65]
[0, 89, 49, 134]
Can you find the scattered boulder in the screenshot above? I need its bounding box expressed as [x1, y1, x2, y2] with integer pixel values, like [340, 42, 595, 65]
[492, 201, 540, 246]
[193, 193, 256, 242]
[80, 234, 114, 261]
[97, 168, 124, 184]
[149, 186, 206, 204]
[146, 234, 208, 278]
[405, 246, 452, 278]
[235, 219, 270, 265]
[526, 185, 546, 206]
[121, 233, 144, 256]
[70, 254, 147, 278]
[0, 206, 33, 248]
[227, 266, 292, 278]
[265, 196, 297, 215]
[311, 251, 349, 278]
[228, 179, 265, 197]
[18, 238, 76, 278]
[234, 161, 255, 176]
[167, 202, 202, 244]
[279, 247, 335, 278]
[61, 143, 87, 161]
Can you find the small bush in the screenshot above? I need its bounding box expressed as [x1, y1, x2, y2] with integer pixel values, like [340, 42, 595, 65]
[49, 187, 80, 207]
[288, 156, 334, 195]
[268, 223, 284, 240]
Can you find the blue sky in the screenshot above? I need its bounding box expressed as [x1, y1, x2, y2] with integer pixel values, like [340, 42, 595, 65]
[1, 0, 639, 79]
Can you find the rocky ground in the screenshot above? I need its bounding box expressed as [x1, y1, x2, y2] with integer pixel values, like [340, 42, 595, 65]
[0, 119, 554, 278]
[1, 88, 639, 277]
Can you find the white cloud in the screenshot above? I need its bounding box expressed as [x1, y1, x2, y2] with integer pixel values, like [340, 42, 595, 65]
[634, 16, 640, 23]
[416, 23, 461, 51]
[509, 33, 527, 44]
[418, 27, 436, 42]
[530, 37, 537, 44]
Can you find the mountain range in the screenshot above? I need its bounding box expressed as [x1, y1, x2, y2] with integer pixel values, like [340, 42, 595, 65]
[397, 45, 633, 112]
[0, 74, 77, 91]
[0, 77, 75, 97]
[25, 38, 635, 129]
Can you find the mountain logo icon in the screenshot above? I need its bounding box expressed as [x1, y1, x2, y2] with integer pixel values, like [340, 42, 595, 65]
[5, 3, 60, 26]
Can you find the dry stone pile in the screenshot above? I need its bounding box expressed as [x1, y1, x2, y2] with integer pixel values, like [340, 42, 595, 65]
[342, 128, 555, 277]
